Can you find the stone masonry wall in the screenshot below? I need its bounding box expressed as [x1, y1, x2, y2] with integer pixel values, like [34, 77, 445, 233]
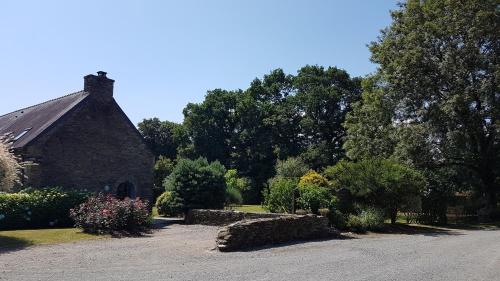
[23, 97, 154, 202]
[216, 215, 338, 252]
[184, 209, 289, 226]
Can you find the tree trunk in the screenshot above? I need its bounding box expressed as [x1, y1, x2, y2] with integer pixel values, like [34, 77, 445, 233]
[478, 170, 498, 220]
[390, 208, 397, 224]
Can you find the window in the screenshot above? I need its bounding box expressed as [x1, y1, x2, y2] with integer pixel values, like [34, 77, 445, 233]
[13, 128, 31, 141]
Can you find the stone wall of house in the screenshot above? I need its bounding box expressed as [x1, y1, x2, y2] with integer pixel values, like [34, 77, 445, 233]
[23, 96, 154, 202]
[184, 209, 289, 226]
[216, 215, 338, 252]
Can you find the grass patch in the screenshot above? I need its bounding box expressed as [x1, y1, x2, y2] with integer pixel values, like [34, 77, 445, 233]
[0, 228, 104, 250]
[228, 205, 268, 213]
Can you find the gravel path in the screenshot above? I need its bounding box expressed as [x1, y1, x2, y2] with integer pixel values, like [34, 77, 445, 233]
[1, 223, 499, 281]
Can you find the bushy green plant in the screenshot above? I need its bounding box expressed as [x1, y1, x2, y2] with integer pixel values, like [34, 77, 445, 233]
[327, 209, 347, 230]
[263, 178, 297, 213]
[297, 184, 331, 214]
[224, 169, 250, 192]
[70, 194, 151, 234]
[275, 157, 309, 179]
[224, 169, 248, 206]
[324, 158, 426, 223]
[164, 157, 226, 212]
[225, 187, 243, 206]
[346, 207, 385, 233]
[298, 170, 328, 188]
[155, 191, 183, 217]
[153, 156, 175, 199]
[0, 188, 89, 230]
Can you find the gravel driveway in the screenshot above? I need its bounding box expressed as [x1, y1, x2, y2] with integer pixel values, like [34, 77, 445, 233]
[1, 223, 499, 281]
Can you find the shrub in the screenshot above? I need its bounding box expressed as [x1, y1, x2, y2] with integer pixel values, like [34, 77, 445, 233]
[0, 188, 89, 230]
[0, 136, 21, 192]
[155, 191, 183, 217]
[153, 156, 175, 200]
[70, 194, 151, 234]
[275, 157, 309, 179]
[263, 178, 297, 213]
[298, 170, 328, 188]
[225, 187, 243, 206]
[224, 169, 248, 205]
[225, 169, 250, 192]
[164, 158, 226, 212]
[297, 184, 331, 214]
[346, 207, 385, 233]
[324, 158, 426, 223]
[327, 209, 347, 230]
[319, 198, 348, 229]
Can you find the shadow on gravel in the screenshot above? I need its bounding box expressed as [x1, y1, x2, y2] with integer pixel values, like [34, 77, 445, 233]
[231, 236, 350, 252]
[374, 223, 464, 236]
[0, 235, 34, 254]
[438, 222, 500, 231]
[152, 217, 184, 230]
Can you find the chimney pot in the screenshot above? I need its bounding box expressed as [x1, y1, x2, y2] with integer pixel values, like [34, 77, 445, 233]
[97, 71, 107, 77]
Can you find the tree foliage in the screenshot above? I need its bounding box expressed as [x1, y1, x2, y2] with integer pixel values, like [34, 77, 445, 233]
[369, 0, 500, 214]
[181, 66, 361, 202]
[138, 118, 186, 159]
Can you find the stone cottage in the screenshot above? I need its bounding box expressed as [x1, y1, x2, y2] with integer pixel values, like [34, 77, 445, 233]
[0, 71, 154, 201]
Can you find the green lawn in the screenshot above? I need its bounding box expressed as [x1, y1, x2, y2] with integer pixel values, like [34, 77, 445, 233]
[0, 228, 104, 250]
[228, 205, 268, 213]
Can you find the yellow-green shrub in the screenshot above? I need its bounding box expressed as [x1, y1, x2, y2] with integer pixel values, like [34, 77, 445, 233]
[298, 170, 328, 188]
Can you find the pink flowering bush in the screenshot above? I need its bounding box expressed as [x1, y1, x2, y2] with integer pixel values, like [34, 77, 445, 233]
[70, 194, 151, 234]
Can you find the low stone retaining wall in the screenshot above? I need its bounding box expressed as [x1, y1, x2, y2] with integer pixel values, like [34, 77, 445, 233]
[216, 215, 338, 252]
[185, 209, 287, 226]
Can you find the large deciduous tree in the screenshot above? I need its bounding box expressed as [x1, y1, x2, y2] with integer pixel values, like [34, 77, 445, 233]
[138, 118, 186, 159]
[181, 66, 361, 203]
[369, 0, 500, 215]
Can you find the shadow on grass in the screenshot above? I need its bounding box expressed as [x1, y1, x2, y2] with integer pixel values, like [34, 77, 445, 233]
[0, 235, 34, 253]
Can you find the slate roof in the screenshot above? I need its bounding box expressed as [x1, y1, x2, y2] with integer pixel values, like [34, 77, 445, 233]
[0, 91, 89, 149]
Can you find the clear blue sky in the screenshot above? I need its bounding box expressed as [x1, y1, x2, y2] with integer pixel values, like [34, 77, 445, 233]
[0, 0, 398, 124]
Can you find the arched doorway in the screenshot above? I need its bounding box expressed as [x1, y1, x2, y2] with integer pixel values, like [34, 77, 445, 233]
[116, 181, 135, 199]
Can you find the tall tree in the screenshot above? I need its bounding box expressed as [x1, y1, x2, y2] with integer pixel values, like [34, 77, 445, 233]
[182, 89, 240, 165]
[138, 118, 185, 159]
[293, 65, 362, 169]
[182, 66, 361, 202]
[343, 76, 396, 160]
[370, 0, 500, 214]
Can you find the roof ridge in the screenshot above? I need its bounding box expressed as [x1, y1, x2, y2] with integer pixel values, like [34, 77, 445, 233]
[0, 90, 87, 118]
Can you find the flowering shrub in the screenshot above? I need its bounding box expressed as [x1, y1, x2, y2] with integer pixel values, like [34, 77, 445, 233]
[0, 188, 88, 230]
[70, 194, 151, 234]
[0, 136, 21, 192]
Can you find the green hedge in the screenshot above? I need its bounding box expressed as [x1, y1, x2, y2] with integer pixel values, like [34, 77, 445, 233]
[0, 188, 89, 230]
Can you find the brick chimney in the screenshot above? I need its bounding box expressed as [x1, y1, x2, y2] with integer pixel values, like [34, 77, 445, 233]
[84, 71, 115, 103]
